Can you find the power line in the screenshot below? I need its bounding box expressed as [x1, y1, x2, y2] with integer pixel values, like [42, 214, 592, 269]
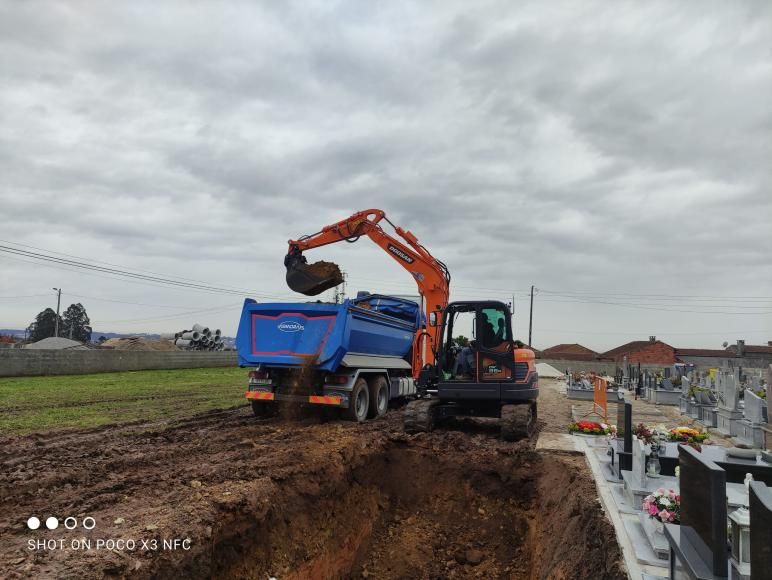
[0, 243, 299, 301]
[66, 292, 219, 310]
[539, 288, 772, 302]
[534, 297, 772, 310]
[0, 294, 53, 300]
[98, 303, 242, 324]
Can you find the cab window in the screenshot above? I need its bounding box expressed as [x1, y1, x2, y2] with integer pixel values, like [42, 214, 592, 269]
[480, 307, 508, 347]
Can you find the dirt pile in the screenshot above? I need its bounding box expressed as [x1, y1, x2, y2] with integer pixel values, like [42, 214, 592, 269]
[0, 408, 624, 579]
[100, 337, 178, 351]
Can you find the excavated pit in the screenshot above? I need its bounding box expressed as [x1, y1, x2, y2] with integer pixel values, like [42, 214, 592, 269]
[206, 436, 625, 580]
[0, 410, 625, 580]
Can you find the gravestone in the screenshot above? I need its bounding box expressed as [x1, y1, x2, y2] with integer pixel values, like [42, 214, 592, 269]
[749, 481, 772, 580]
[665, 445, 728, 579]
[613, 401, 633, 479]
[696, 390, 718, 427]
[735, 390, 767, 448]
[767, 364, 772, 409]
[650, 376, 681, 405]
[763, 365, 772, 450]
[717, 368, 743, 437]
[622, 437, 679, 508]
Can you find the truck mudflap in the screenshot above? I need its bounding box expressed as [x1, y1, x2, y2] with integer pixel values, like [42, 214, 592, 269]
[244, 391, 344, 406]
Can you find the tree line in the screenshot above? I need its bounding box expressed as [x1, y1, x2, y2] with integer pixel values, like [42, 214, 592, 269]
[28, 303, 92, 343]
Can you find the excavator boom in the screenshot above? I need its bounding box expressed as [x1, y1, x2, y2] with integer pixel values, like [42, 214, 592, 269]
[284, 209, 450, 375]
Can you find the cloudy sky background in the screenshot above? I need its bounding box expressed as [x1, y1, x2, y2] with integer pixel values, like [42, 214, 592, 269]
[1, 0, 770, 350]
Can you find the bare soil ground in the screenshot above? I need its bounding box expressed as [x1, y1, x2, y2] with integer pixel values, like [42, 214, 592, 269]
[0, 379, 626, 579]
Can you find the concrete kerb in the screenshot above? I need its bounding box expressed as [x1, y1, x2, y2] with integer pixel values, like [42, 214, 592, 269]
[560, 434, 667, 580]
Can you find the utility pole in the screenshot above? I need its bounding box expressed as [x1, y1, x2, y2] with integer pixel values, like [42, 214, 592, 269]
[53, 287, 61, 337]
[528, 285, 534, 347]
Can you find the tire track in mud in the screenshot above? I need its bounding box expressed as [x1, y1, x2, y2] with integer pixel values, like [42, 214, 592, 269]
[0, 385, 625, 580]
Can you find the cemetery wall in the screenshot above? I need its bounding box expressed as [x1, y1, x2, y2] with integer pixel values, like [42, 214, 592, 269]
[0, 349, 237, 377]
[539, 358, 663, 374]
[678, 354, 772, 370]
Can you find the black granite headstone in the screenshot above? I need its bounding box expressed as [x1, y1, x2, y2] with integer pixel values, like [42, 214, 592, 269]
[679, 445, 727, 577]
[614, 401, 633, 476]
[750, 481, 772, 580]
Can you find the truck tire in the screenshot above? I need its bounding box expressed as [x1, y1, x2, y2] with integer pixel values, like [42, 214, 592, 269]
[345, 378, 370, 422]
[251, 400, 276, 418]
[367, 376, 389, 419]
[500, 403, 535, 441]
[403, 399, 439, 433]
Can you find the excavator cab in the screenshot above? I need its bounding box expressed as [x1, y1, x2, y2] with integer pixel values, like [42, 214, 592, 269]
[407, 300, 539, 440]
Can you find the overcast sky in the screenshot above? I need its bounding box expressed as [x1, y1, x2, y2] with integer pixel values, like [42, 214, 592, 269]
[1, 1, 770, 350]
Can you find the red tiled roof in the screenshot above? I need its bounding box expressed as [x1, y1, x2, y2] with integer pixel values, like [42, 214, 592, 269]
[540, 343, 598, 356]
[675, 348, 730, 357]
[725, 344, 772, 355]
[602, 340, 674, 357]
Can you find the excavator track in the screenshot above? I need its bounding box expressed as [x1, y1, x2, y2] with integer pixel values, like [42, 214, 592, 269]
[500, 403, 536, 441]
[403, 399, 440, 434]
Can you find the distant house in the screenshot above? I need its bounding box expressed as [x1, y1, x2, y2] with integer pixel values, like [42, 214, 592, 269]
[539, 343, 598, 361]
[674, 348, 732, 368]
[24, 337, 91, 350]
[601, 336, 676, 365]
[675, 340, 772, 369]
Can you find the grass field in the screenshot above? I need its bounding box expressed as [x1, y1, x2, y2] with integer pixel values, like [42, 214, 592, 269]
[0, 367, 248, 435]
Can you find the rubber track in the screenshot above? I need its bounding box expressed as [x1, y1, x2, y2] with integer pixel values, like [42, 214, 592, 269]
[403, 399, 439, 433]
[500, 404, 533, 441]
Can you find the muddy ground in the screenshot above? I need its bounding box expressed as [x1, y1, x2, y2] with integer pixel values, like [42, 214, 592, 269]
[0, 380, 626, 580]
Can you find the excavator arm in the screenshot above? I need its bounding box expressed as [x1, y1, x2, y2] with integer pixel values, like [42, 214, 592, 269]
[285, 209, 450, 375]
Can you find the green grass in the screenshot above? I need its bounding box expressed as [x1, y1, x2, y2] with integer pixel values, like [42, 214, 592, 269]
[0, 367, 249, 435]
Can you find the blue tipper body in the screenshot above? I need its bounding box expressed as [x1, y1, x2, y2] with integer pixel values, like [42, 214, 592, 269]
[236, 295, 420, 372]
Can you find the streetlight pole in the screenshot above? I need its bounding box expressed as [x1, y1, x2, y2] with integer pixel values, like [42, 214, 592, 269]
[53, 288, 61, 337]
[528, 285, 534, 347]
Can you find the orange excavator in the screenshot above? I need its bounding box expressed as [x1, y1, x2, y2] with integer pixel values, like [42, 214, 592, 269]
[284, 208, 539, 439]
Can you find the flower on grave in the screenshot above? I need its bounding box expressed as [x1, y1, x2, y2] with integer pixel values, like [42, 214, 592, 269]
[642, 489, 681, 524]
[568, 421, 612, 435]
[634, 423, 654, 445]
[668, 427, 709, 444]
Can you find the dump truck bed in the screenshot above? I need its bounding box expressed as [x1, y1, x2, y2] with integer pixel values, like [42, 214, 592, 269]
[236, 295, 420, 372]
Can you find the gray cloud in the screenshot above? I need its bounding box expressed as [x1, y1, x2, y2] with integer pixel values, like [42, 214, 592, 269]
[0, 0, 770, 349]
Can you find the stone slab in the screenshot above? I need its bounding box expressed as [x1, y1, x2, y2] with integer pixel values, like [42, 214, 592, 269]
[535, 432, 582, 453]
[638, 512, 669, 560]
[623, 518, 670, 567]
[609, 481, 640, 515]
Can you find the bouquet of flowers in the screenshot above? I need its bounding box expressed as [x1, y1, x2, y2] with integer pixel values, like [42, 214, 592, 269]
[668, 427, 709, 444]
[633, 423, 654, 445]
[642, 488, 680, 524]
[568, 421, 612, 435]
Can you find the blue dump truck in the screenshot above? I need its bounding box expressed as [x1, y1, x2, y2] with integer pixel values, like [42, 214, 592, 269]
[236, 293, 421, 422]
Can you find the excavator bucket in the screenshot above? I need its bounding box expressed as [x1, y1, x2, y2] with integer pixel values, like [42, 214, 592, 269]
[285, 252, 344, 296]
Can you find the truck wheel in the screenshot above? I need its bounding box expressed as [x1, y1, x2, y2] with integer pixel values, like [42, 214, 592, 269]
[367, 376, 389, 419]
[251, 401, 276, 418]
[500, 404, 534, 441]
[345, 378, 370, 422]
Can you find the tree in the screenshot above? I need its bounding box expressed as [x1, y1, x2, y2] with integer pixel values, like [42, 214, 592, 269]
[29, 308, 62, 342]
[61, 303, 92, 342]
[455, 335, 470, 347]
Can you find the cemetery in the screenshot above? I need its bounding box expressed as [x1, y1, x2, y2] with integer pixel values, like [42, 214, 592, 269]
[560, 362, 772, 579]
